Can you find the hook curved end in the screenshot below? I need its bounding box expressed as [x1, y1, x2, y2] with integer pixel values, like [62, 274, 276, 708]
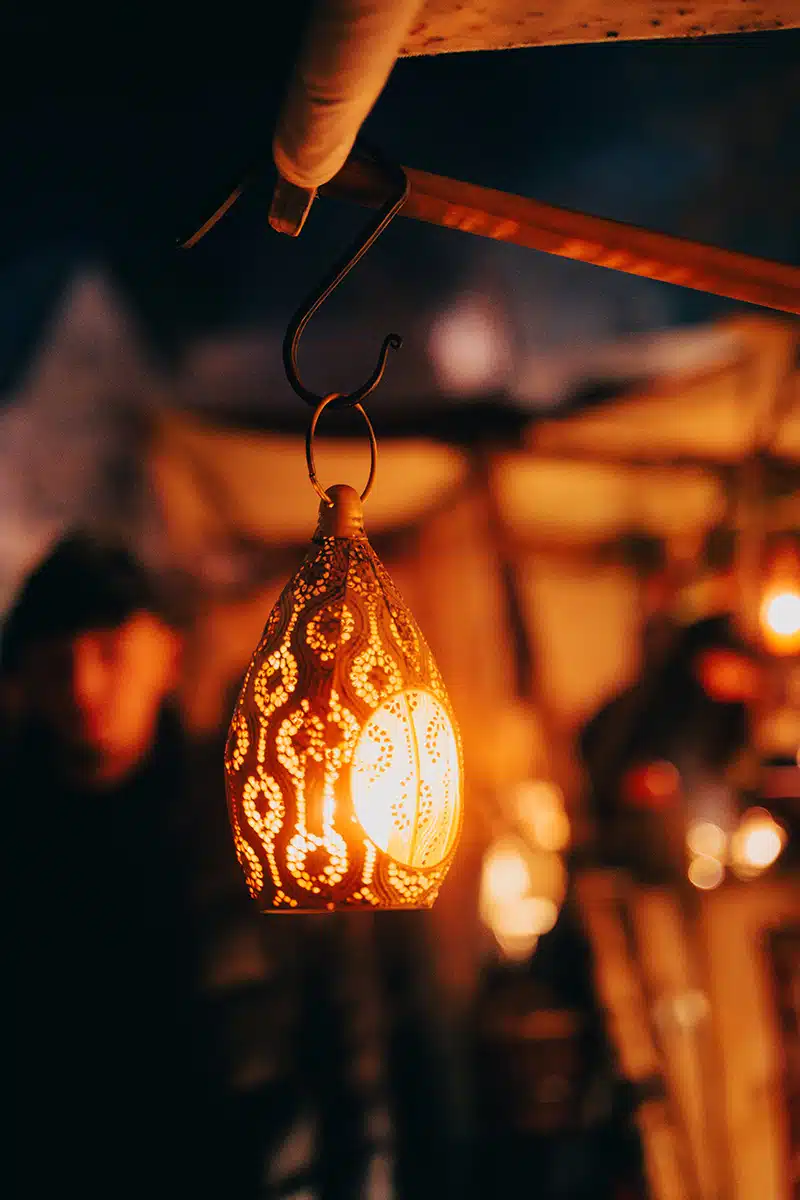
[345, 332, 403, 405]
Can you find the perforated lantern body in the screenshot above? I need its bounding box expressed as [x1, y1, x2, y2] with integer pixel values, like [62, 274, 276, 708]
[225, 485, 463, 912]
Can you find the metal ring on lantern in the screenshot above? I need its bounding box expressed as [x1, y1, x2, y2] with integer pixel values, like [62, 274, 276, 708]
[305, 392, 377, 505]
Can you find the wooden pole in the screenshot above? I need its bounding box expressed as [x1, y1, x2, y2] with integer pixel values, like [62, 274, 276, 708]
[321, 155, 800, 316]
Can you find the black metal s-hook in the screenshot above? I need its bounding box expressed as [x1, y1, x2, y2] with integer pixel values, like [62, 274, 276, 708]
[283, 160, 410, 408]
[177, 142, 410, 409]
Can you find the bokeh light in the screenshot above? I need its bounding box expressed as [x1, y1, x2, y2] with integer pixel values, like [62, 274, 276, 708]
[730, 807, 786, 878]
[686, 819, 727, 860]
[687, 854, 725, 890]
[513, 779, 571, 852]
[761, 588, 800, 655]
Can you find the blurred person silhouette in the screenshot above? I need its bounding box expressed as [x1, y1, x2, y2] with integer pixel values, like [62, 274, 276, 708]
[4, 531, 279, 1200]
[580, 610, 762, 881]
[4, 531, 459, 1200]
[572, 608, 764, 1198]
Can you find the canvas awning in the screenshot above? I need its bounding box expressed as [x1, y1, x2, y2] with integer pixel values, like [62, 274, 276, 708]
[149, 406, 469, 554]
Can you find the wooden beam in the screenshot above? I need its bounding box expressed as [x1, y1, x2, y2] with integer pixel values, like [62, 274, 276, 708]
[401, 1, 800, 56]
[321, 154, 800, 316]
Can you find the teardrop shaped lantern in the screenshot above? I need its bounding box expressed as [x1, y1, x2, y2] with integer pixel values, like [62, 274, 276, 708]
[224, 395, 464, 912]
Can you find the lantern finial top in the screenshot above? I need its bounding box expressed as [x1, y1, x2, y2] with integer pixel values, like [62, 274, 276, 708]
[315, 484, 366, 540]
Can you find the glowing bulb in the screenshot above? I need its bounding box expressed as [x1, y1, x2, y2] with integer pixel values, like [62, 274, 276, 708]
[764, 591, 800, 637]
[486, 894, 557, 962]
[521, 895, 560, 934]
[479, 837, 564, 962]
[624, 760, 680, 809]
[742, 824, 783, 867]
[481, 838, 532, 905]
[514, 780, 571, 852]
[494, 931, 540, 962]
[352, 689, 461, 867]
[429, 295, 509, 396]
[688, 854, 725, 890]
[686, 820, 727, 860]
[731, 807, 785, 877]
[225, 484, 463, 912]
[761, 586, 800, 656]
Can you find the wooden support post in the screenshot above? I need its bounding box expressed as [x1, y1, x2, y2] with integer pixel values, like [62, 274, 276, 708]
[574, 870, 693, 1200]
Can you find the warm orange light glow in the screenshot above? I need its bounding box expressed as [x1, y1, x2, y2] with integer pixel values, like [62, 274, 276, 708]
[479, 836, 565, 962]
[760, 540, 800, 655]
[686, 819, 727, 860]
[687, 854, 725, 890]
[225, 485, 463, 912]
[696, 649, 761, 703]
[761, 589, 800, 654]
[481, 839, 532, 904]
[623, 760, 680, 809]
[513, 780, 571, 851]
[351, 688, 460, 867]
[493, 929, 540, 962]
[764, 591, 800, 636]
[491, 895, 557, 960]
[731, 807, 785, 878]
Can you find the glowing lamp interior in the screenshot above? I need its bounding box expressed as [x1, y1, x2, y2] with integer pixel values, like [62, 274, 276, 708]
[351, 688, 460, 868]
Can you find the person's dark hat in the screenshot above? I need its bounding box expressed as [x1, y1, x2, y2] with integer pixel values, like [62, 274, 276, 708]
[0, 531, 169, 674]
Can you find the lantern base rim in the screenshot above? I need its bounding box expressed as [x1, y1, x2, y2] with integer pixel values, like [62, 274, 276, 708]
[255, 902, 437, 915]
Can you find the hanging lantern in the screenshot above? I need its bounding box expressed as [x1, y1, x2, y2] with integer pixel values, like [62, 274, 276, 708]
[224, 396, 464, 912]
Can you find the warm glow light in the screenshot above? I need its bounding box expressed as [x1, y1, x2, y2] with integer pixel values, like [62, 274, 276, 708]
[429, 294, 510, 396]
[521, 895, 560, 934]
[351, 689, 461, 867]
[514, 780, 571, 852]
[741, 824, 783, 867]
[687, 854, 725, 890]
[763, 590, 800, 638]
[731, 807, 785, 877]
[760, 540, 800, 655]
[655, 989, 710, 1032]
[494, 930, 540, 963]
[481, 838, 532, 904]
[479, 836, 564, 962]
[623, 760, 680, 809]
[224, 484, 463, 912]
[686, 819, 727, 860]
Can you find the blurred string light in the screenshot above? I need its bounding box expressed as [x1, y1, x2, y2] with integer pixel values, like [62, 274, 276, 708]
[762, 590, 800, 645]
[428, 293, 511, 397]
[512, 779, 571, 852]
[760, 539, 800, 656]
[730, 807, 786, 880]
[654, 988, 710, 1033]
[687, 853, 725, 891]
[686, 818, 727, 860]
[479, 780, 570, 962]
[686, 806, 786, 890]
[623, 759, 681, 810]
